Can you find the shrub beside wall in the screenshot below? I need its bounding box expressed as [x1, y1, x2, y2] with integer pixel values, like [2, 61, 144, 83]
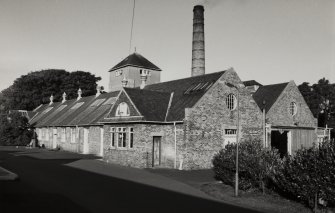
[212, 139, 281, 193]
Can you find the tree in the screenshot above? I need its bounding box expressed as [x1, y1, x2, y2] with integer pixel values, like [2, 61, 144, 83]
[298, 78, 335, 135]
[0, 69, 101, 112]
[0, 111, 33, 146]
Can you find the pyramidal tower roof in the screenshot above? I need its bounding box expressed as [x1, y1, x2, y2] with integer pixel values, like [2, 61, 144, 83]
[109, 52, 162, 72]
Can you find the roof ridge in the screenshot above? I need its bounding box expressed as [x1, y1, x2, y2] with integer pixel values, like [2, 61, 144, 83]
[145, 70, 226, 87]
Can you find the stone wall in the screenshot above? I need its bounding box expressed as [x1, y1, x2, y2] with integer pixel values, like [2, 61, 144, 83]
[88, 126, 102, 155]
[182, 70, 264, 170]
[267, 81, 317, 127]
[103, 123, 184, 168]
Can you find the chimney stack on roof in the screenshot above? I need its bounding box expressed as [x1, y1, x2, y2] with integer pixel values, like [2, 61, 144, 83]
[121, 75, 128, 88]
[62, 92, 67, 103]
[96, 85, 101, 97]
[77, 88, 82, 100]
[191, 5, 205, 77]
[49, 94, 54, 105]
[140, 72, 148, 89]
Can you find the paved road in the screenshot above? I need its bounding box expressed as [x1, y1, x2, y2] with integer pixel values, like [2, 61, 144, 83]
[0, 148, 262, 213]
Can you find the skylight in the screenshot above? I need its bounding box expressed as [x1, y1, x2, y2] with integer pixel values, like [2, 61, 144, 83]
[71, 102, 84, 110]
[103, 97, 117, 105]
[90, 99, 105, 107]
[184, 81, 215, 95]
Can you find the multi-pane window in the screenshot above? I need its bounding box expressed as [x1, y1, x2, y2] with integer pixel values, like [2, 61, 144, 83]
[70, 128, 76, 143]
[115, 70, 123, 77]
[289, 102, 297, 116]
[61, 128, 66, 142]
[110, 127, 116, 147]
[226, 94, 237, 111]
[42, 128, 46, 139]
[129, 128, 134, 148]
[224, 129, 237, 144]
[45, 129, 49, 141]
[117, 127, 127, 147]
[110, 127, 134, 149]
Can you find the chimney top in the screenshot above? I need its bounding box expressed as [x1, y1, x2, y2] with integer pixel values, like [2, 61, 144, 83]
[77, 88, 82, 100]
[122, 75, 128, 87]
[192, 4, 205, 77]
[49, 94, 54, 105]
[193, 5, 204, 11]
[140, 72, 148, 89]
[96, 85, 101, 97]
[62, 92, 67, 103]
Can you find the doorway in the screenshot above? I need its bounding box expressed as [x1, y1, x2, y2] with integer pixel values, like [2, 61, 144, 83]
[99, 127, 104, 157]
[152, 136, 161, 167]
[52, 128, 57, 149]
[271, 130, 288, 158]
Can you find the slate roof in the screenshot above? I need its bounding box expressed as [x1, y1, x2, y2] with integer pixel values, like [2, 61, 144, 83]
[243, 80, 262, 87]
[124, 88, 171, 121]
[109, 52, 162, 72]
[144, 71, 226, 121]
[253, 82, 289, 113]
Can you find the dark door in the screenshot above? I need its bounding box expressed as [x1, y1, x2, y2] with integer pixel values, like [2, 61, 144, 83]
[271, 130, 288, 158]
[152, 136, 161, 167]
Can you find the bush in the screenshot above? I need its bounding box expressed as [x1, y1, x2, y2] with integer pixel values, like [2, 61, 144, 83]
[212, 139, 282, 193]
[272, 140, 335, 210]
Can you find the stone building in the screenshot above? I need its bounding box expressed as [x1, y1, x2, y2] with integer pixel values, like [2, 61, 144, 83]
[28, 5, 318, 170]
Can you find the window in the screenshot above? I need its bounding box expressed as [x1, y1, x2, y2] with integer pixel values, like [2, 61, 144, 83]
[45, 129, 49, 141]
[103, 97, 117, 105]
[226, 94, 237, 110]
[61, 128, 66, 142]
[71, 102, 84, 110]
[129, 128, 134, 148]
[90, 99, 105, 107]
[117, 127, 127, 148]
[70, 128, 76, 143]
[115, 102, 130, 116]
[110, 127, 115, 147]
[115, 70, 123, 77]
[42, 128, 46, 139]
[110, 127, 134, 149]
[224, 129, 237, 144]
[289, 102, 297, 116]
[225, 129, 237, 135]
[140, 69, 151, 76]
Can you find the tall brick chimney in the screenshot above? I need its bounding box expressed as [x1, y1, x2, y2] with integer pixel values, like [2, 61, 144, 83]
[192, 5, 205, 76]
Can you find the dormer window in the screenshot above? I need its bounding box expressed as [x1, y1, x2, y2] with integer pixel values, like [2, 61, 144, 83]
[115, 102, 130, 116]
[115, 70, 123, 77]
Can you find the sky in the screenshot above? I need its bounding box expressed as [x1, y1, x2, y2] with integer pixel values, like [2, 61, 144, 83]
[0, 0, 334, 92]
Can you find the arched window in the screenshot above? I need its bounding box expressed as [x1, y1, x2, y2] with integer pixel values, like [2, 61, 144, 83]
[115, 102, 130, 116]
[289, 102, 297, 116]
[226, 94, 237, 110]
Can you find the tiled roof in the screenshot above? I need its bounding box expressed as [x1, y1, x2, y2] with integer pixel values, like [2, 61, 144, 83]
[124, 88, 171, 121]
[243, 80, 262, 87]
[109, 52, 161, 72]
[144, 71, 226, 121]
[253, 82, 289, 113]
